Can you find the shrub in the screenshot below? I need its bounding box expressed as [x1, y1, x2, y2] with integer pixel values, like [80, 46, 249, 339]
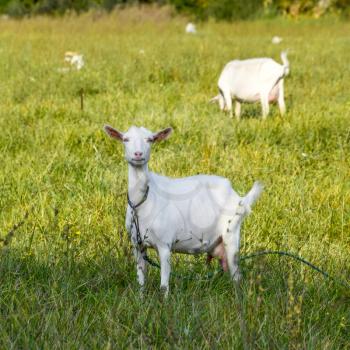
[0, 0, 348, 19]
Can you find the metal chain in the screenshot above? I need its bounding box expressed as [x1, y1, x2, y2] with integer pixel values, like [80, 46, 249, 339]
[127, 186, 150, 253]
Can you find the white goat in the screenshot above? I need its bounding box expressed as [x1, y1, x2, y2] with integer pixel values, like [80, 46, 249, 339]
[64, 51, 84, 70]
[104, 125, 262, 296]
[211, 51, 290, 120]
[272, 36, 283, 44]
[185, 22, 197, 34]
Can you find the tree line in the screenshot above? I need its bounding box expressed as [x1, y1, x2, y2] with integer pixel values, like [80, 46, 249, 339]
[0, 0, 349, 19]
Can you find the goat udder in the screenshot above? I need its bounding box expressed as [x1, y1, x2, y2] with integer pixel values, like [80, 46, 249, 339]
[268, 85, 280, 102]
[207, 242, 228, 272]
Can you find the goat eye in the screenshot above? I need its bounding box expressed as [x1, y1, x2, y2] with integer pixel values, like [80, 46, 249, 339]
[123, 138, 129, 142]
[146, 137, 153, 143]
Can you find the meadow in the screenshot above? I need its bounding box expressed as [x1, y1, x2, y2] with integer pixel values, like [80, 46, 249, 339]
[0, 9, 349, 349]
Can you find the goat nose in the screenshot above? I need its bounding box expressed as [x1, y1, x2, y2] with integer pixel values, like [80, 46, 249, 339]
[134, 152, 143, 157]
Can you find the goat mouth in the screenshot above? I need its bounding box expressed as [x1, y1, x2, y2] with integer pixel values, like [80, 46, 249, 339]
[131, 158, 146, 162]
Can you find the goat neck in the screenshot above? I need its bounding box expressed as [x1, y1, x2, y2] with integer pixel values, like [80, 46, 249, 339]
[128, 162, 149, 206]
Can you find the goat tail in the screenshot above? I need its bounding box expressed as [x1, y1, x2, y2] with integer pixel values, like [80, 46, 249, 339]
[240, 181, 263, 216]
[281, 51, 290, 76]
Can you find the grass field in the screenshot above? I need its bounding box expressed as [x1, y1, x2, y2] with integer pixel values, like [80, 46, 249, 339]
[0, 9, 349, 348]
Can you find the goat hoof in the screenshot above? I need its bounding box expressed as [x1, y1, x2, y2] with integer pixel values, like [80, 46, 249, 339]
[139, 286, 145, 297]
[160, 285, 169, 298]
[233, 271, 242, 282]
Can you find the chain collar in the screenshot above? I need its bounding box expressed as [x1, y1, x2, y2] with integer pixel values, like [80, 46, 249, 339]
[127, 185, 149, 211]
[127, 186, 150, 247]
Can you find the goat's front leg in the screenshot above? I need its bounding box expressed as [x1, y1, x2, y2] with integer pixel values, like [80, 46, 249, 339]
[133, 247, 147, 291]
[219, 94, 226, 111]
[158, 247, 171, 297]
[222, 90, 233, 118]
[278, 80, 286, 116]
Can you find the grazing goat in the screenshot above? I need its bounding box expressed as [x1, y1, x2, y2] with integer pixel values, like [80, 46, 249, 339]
[211, 51, 289, 120]
[64, 51, 84, 70]
[185, 23, 197, 34]
[104, 125, 262, 296]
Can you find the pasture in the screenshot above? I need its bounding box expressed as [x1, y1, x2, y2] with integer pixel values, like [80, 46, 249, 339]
[0, 10, 349, 348]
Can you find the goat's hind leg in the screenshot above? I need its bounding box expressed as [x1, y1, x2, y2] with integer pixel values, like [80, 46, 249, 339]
[278, 79, 286, 116]
[260, 93, 270, 120]
[222, 215, 243, 282]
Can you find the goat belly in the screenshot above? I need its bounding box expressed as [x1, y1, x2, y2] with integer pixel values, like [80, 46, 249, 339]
[235, 92, 261, 103]
[172, 233, 222, 254]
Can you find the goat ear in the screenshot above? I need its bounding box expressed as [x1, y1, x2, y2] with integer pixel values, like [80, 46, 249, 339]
[150, 127, 173, 142]
[104, 125, 124, 141]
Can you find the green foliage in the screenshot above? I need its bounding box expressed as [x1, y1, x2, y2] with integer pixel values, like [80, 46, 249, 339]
[170, 0, 265, 20]
[2, 0, 132, 16]
[170, 0, 350, 19]
[0, 0, 349, 18]
[0, 14, 349, 348]
[272, 0, 350, 17]
[208, 0, 264, 20]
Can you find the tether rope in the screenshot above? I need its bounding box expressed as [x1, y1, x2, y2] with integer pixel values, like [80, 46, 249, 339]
[143, 250, 349, 288]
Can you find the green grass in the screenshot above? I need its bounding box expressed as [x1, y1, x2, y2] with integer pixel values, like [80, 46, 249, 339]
[0, 10, 349, 349]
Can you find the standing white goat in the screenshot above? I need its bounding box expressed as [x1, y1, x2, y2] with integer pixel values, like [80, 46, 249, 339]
[104, 125, 262, 296]
[211, 51, 290, 120]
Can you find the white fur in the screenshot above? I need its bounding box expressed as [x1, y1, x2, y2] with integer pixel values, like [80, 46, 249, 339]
[185, 23, 196, 34]
[212, 51, 289, 120]
[104, 125, 263, 296]
[272, 36, 283, 44]
[64, 52, 84, 70]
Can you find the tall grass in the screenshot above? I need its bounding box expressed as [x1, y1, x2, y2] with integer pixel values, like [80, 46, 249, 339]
[0, 11, 349, 348]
